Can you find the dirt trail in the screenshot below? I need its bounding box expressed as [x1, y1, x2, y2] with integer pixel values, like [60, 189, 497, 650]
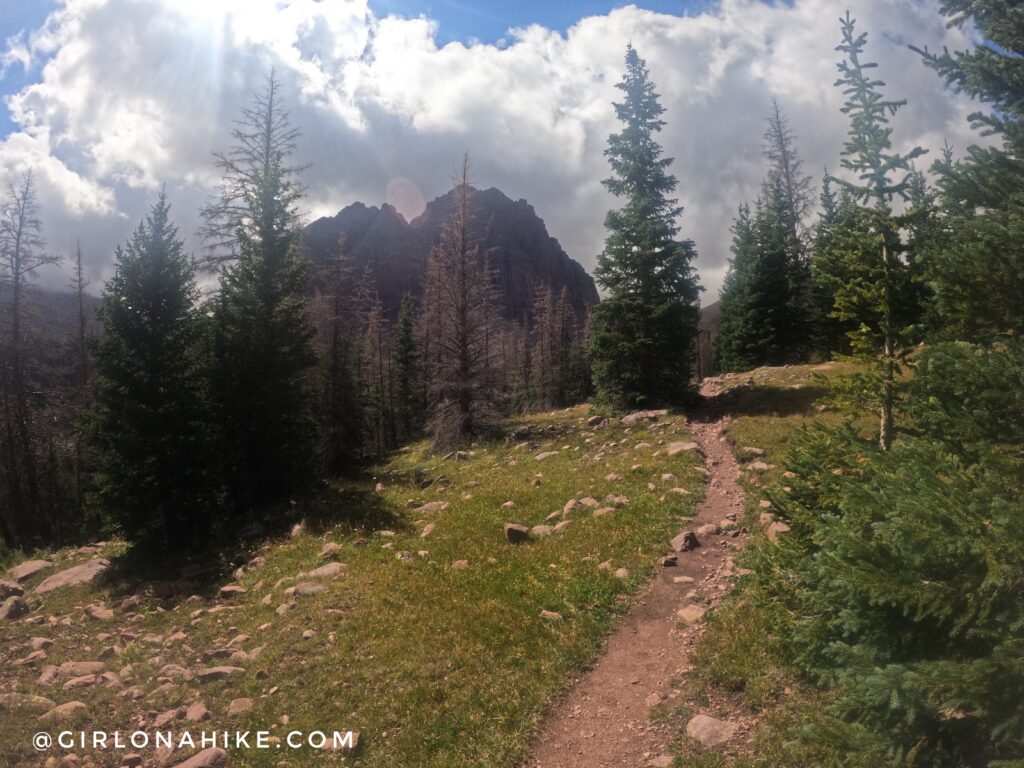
[526, 382, 747, 768]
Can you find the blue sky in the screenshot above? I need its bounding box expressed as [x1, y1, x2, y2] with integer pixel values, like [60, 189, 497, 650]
[0, 0, 713, 136]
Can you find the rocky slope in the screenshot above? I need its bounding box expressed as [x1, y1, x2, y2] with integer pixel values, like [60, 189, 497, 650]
[302, 187, 600, 323]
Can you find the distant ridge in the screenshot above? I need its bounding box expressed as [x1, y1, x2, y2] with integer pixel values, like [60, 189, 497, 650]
[302, 186, 600, 322]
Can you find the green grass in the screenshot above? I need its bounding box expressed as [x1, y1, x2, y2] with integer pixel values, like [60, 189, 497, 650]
[0, 405, 705, 767]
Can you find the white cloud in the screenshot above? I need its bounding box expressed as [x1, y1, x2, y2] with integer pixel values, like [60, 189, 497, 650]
[0, 0, 989, 299]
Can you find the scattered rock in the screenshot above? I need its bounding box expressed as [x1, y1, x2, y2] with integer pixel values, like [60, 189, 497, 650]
[677, 605, 706, 624]
[614, 567, 629, 579]
[586, 415, 604, 428]
[58, 661, 105, 678]
[621, 409, 668, 426]
[415, 501, 449, 514]
[0, 693, 55, 712]
[605, 494, 628, 506]
[660, 554, 677, 567]
[39, 700, 88, 721]
[604, 473, 622, 482]
[63, 674, 97, 690]
[219, 585, 246, 599]
[673, 575, 695, 584]
[450, 560, 469, 570]
[667, 441, 700, 456]
[553, 520, 573, 534]
[420, 523, 435, 538]
[649, 756, 674, 768]
[534, 451, 559, 461]
[30, 637, 53, 651]
[539, 610, 562, 621]
[748, 461, 775, 472]
[305, 562, 345, 580]
[290, 520, 306, 538]
[504, 523, 531, 544]
[9, 559, 52, 582]
[319, 542, 342, 560]
[766, 521, 791, 543]
[168, 748, 227, 768]
[696, 523, 720, 537]
[500, 500, 515, 510]
[35, 558, 110, 594]
[741, 446, 765, 456]
[758, 499, 773, 509]
[0, 579, 25, 599]
[686, 713, 738, 747]
[592, 507, 614, 517]
[530, 524, 554, 537]
[670, 531, 700, 552]
[185, 701, 210, 722]
[644, 692, 663, 708]
[84, 603, 114, 621]
[294, 582, 326, 596]
[196, 666, 244, 683]
[0, 595, 29, 620]
[227, 697, 253, 715]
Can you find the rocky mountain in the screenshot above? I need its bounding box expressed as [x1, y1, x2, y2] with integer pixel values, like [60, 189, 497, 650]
[302, 187, 600, 323]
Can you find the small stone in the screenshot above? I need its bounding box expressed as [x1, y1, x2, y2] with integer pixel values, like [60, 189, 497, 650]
[196, 666, 244, 682]
[686, 713, 738, 747]
[227, 697, 253, 715]
[614, 567, 629, 579]
[0, 596, 29, 620]
[121, 755, 143, 768]
[748, 461, 775, 472]
[673, 575, 695, 584]
[593, 507, 614, 517]
[219, 585, 246, 599]
[677, 605, 706, 624]
[741, 446, 765, 456]
[696, 523, 720, 537]
[58, 661, 105, 678]
[670, 531, 700, 552]
[534, 451, 559, 461]
[39, 701, 88, 721]
[0, 579, 24, 599]
[290, 520, 306, 538]
[758, 499, 773, 509]
[553, 520, 573, 534]
[84, 603, 114, 621]
[450, 560, 469, 570]
[539, 610, 562, 621]
[501, 500, 515, 510]
[604, 473, 622, 482]
[319, 542, 342, 560]
[644, 692, 663, 708]
[0, 693, 55, 711]
[766, 521, 791, 543]
[63, 674, 97, 690]
[168, 747, 227, 768]
[420, 523, 435, 538]
[667, 441, 700, 456]
[305, 562, 345, 579]
[294, 582, 325, 596]
[597, 560, 612, 571]
[185, 701, 210, 722]
[649, 756, 673, 768]
[660, 554, 678, 567]
[530, 524, 554, 537]
[504, 524, 531, 544]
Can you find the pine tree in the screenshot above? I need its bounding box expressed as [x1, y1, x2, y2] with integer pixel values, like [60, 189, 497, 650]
[716, 204, 760, 372]
[206, 73, 317, 511]
[913, 2, 1024, 338]
[589, 45, 702, 407]
[809, 173, 857, 356]
[422, 156, 501, 449]
[829, 12, 927, 450]
[392, 291, 419, 440]
[90, 193, 214, 549]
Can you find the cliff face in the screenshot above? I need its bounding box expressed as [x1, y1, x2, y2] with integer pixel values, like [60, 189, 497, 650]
[302, 187, 599, 322]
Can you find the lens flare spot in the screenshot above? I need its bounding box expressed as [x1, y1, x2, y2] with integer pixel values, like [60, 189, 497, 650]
[385, 177, 426, 221]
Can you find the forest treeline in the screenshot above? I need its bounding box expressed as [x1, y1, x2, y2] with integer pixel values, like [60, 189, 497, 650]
[0, 0, 1020, 558]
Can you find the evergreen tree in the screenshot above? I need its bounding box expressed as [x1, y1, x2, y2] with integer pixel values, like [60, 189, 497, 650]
[829, 12, 927, 450]
[809, 173, 857, 356]
[393, 292, 419, 440]
[206, 73, 317, 511]
[913, 1, 1024, 338]
[90, 193, 214, 549]
[589, 45, 702, 407]
[716, 204, 761, 372]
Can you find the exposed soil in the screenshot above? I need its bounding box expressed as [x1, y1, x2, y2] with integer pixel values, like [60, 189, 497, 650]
[525, 382, 748, 767]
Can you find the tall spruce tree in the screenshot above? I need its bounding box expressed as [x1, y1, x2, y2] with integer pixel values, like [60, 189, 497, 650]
[716, 204, 760, 372]
[589, 45, 701, 407]
[392, 292, 419, 440]
[90, 193, 214, 549]
[829, 12, 926, 450]
[205, 73, 317, 511]
[913, 1, 1024, 338]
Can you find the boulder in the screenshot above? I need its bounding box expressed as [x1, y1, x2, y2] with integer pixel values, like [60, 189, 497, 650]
[169, 748, 227, 768]
[218, 585, 246, 599]
[686, 713, 738, 747]
[39, 700, 88, 721]
[677, 605, 706, 624]
[667, 441, 700, 456]
[58, 661, 105, 678]
[0, 579, 24, 599]
[9, 559, 52, 582]
[35, 558, 109, 594]
[621, 409, 668, 426]
[503, 523, 531, 544]
[670, 531, 700, 552]
[196, 667, 244, 683]
[0, 595, 28, 620]
[0, 693, 55, 712]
